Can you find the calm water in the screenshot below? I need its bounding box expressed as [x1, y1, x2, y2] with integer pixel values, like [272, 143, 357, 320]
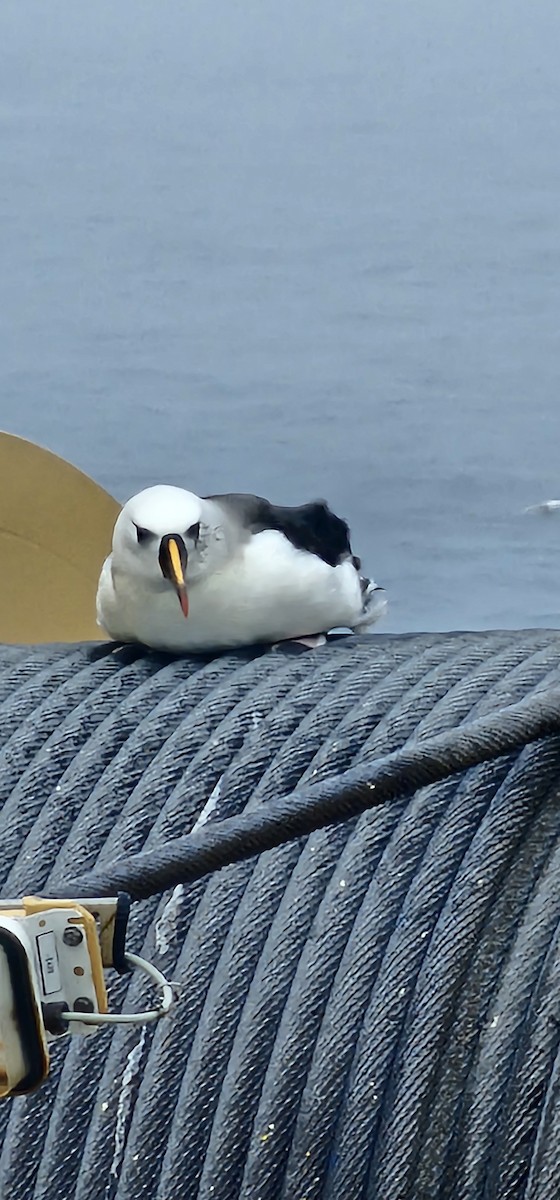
[1, 0, 560, 633]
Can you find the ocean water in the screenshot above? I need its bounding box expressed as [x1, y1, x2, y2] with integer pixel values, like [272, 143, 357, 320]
[1, 0, 560, 633]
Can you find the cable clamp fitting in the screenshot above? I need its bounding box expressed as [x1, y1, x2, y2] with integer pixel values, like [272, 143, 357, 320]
[0, 894, 174, 1099]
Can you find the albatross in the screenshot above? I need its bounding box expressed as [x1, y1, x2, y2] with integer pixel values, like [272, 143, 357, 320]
[96, 484, 386, 653]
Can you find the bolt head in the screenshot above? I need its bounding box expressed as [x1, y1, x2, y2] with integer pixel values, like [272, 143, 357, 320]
[73, 996, 95, 1013]
[63, 927, 84, 947]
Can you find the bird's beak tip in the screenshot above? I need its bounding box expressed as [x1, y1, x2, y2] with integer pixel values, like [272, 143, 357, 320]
[178, 586, 189, 618]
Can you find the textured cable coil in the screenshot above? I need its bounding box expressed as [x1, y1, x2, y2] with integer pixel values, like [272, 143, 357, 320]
[0, 630, 559, 1199]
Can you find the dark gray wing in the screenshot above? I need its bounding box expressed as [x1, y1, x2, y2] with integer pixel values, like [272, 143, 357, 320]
[205, 493, 354, 568]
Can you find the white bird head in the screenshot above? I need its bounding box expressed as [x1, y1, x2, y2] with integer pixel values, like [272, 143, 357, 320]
[112, 485, 215, 619]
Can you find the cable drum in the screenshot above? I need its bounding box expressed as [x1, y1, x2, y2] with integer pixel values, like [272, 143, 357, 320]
[0, 630, 559, 1199]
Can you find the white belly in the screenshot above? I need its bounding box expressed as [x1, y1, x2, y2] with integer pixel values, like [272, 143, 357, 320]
[98, 530, 372, 653]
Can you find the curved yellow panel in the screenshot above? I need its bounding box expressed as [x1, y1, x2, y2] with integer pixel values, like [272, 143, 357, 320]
[0, 432, 120, 643]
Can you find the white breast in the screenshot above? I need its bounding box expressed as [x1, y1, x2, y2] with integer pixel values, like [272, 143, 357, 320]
[97, 530, 373, 652]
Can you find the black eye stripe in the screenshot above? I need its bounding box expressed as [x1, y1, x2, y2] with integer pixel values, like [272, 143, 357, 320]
[135, 525, 153, 545]
[135, 523, 198, 544]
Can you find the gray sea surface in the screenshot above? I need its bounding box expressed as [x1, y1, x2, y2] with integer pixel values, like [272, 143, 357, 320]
[1, 0, 560, 633]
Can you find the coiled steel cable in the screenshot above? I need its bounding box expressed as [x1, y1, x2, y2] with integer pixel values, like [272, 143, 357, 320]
[0, 630, 559, 1200]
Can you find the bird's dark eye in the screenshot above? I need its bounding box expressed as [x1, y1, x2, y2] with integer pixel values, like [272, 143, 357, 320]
[135, 525, 152, 545]
[186, 522, 200, 541]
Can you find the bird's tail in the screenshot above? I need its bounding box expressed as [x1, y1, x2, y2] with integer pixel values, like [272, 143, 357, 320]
[352, 579, 387, 631]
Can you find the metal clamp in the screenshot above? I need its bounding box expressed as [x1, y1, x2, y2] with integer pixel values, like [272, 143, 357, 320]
[0, 895, 175, 1098]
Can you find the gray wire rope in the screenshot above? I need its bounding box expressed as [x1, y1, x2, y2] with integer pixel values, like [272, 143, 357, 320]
[0, 630, 559, 1199]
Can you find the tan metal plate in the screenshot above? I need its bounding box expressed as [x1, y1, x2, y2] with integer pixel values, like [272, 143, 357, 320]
[0, 432, 120, 643]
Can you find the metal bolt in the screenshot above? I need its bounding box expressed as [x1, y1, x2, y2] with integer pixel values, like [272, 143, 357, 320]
[63, 926, 83, 947]
[73, 996, 95, 1013]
